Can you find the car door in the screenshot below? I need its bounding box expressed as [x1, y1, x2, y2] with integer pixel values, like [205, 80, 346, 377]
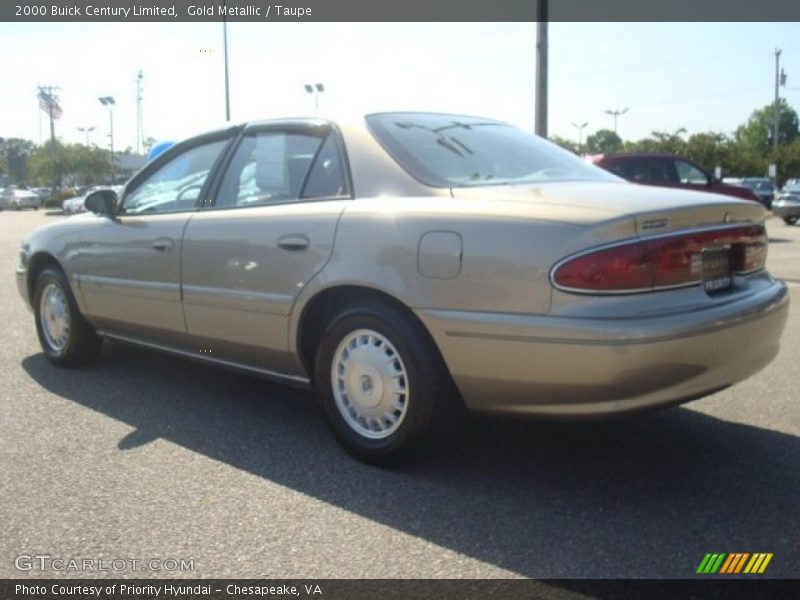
[180, 123, 351, 377]
[75, 133, 233, 345]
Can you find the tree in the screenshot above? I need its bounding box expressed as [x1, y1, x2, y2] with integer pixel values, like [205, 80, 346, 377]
[625, 129, 687, 155]
[735, 99, 799, 153]
[585, 129, 622, 154]
[0, 137, 36, 184]
[28, 140, 112, 187]
[548, 135, 580, 155]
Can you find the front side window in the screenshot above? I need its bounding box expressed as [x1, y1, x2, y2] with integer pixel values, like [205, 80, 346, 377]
[122, 139, 228, 214]
[215, 130, 344, 208]
[674, 159, 709, 185]
[366, 112, 617, 187]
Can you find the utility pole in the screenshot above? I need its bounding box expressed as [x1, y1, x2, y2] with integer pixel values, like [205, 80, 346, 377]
[773, 48, 782, 150]
[37, 85, 61, 143]
[136, 70, 144, 155]
[535, 0, 548, 137]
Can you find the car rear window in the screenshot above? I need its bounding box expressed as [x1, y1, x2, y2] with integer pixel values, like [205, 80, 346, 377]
[366, 112, 617, 188]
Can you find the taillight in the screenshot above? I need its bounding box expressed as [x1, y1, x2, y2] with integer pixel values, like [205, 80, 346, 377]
[552, 225, 767, 293]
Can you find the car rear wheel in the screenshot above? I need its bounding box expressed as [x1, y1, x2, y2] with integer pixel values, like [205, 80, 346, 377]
[784, 216, 798, 225]
[313, 301, 450, 466]
[34, 267, 102, 367]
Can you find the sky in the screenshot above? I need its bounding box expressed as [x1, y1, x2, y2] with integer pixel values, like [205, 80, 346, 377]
[0, 21, 798, 152]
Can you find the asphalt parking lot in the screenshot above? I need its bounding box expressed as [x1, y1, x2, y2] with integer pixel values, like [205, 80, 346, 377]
[1, 209, 798, 580]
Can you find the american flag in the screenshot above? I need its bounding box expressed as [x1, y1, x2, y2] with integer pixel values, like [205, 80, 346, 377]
[38, 89, 63, 120]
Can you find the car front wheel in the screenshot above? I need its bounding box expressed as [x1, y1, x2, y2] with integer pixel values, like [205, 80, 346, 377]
[314, 301, 450, 466]
[34, 267, 102, 367]
[784, 216, 798, 225]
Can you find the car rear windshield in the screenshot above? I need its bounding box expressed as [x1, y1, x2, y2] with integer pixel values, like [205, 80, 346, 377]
[366, 113, 617, 188]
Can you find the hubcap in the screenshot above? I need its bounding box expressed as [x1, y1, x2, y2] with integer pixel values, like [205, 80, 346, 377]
[331, 329, 409, 440]
[39, 283, 71, 353]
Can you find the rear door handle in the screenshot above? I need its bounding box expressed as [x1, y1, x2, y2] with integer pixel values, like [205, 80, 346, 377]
[277, 234, 310, 252]
[153, 239, 174, 252]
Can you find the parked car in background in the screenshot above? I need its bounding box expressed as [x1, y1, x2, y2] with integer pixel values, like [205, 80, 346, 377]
[739, 178, 775, 209]
[590, 153, 761, 203]
[772, 182, 800, 225]
[0, 188, 42, 210]
[781, 178, 799, 191]
[16, 113, 788, 464]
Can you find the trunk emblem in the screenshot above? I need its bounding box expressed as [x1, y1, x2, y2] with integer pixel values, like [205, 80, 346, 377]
[642, 218, 668, 230]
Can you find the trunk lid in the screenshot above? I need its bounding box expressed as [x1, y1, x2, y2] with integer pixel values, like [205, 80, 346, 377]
[451, 181, 767, 237]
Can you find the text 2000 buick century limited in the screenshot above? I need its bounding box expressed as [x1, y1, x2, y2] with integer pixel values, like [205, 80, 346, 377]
[16, 112, 789, 464]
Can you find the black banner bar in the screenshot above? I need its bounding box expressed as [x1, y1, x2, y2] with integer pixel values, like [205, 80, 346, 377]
[2, 0, 800, 22]
[2, 579, 800, 600]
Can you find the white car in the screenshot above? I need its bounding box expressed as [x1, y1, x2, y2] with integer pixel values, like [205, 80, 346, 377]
[62, 194, 86, 215]
[0, 188, 42, 211]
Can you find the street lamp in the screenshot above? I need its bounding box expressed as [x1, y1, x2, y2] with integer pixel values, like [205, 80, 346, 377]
[304, 83, 325, 110]
[571, 121, 588, 152]
[77, 125, 95, 146]
[98, 96, 116, 182]
[605, 107, 628, 133]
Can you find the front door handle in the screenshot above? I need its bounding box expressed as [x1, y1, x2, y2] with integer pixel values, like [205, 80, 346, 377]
[277, 234, 310, 252]
[152, 239, 174, 252]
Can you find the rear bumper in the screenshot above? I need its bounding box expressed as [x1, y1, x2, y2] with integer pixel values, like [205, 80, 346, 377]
[416, 279, 789, 417]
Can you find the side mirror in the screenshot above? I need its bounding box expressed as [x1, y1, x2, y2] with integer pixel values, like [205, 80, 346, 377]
[85, 189, 118, 215]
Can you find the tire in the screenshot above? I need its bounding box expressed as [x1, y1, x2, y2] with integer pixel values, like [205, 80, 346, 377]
[784, 216, 799, 226]
[34, 266, 102, 367]
[313, 301, 452, 466]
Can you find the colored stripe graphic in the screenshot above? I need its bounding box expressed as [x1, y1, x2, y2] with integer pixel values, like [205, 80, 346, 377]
[744, 553, 774, 574]
[719, 553, 736, 573]
[719, 554, 736, 574]
[699, 552, 773, 574]
[697, 553, 727, 573]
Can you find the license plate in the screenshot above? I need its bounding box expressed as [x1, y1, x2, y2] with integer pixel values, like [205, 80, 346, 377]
[703, 247, 732, 292]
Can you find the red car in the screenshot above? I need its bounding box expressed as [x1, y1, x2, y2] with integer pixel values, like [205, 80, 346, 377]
[590, 153, 761, 203]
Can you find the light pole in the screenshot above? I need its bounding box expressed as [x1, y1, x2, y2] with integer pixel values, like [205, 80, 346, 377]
[605, 107, 628, 134]
[77, 126, 95, 146]
[535, 0, 548, 137]
[223, 0, 230, 121]
[571, 121, 588, 152]
[304, 83, 325, 110]
[98, 96, 115, 181]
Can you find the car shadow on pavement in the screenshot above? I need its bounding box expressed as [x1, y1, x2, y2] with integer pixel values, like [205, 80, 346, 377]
[22, 342, 800, 578]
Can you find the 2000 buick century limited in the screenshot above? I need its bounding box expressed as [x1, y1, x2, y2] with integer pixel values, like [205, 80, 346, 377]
[17, 112, 789, 464]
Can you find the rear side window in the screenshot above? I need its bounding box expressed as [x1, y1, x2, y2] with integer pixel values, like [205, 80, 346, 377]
[620, 157, 678, 184]
[301, 134, 348, 199]
[674, 159, 709, 185]
[366, 113, 616, 188]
